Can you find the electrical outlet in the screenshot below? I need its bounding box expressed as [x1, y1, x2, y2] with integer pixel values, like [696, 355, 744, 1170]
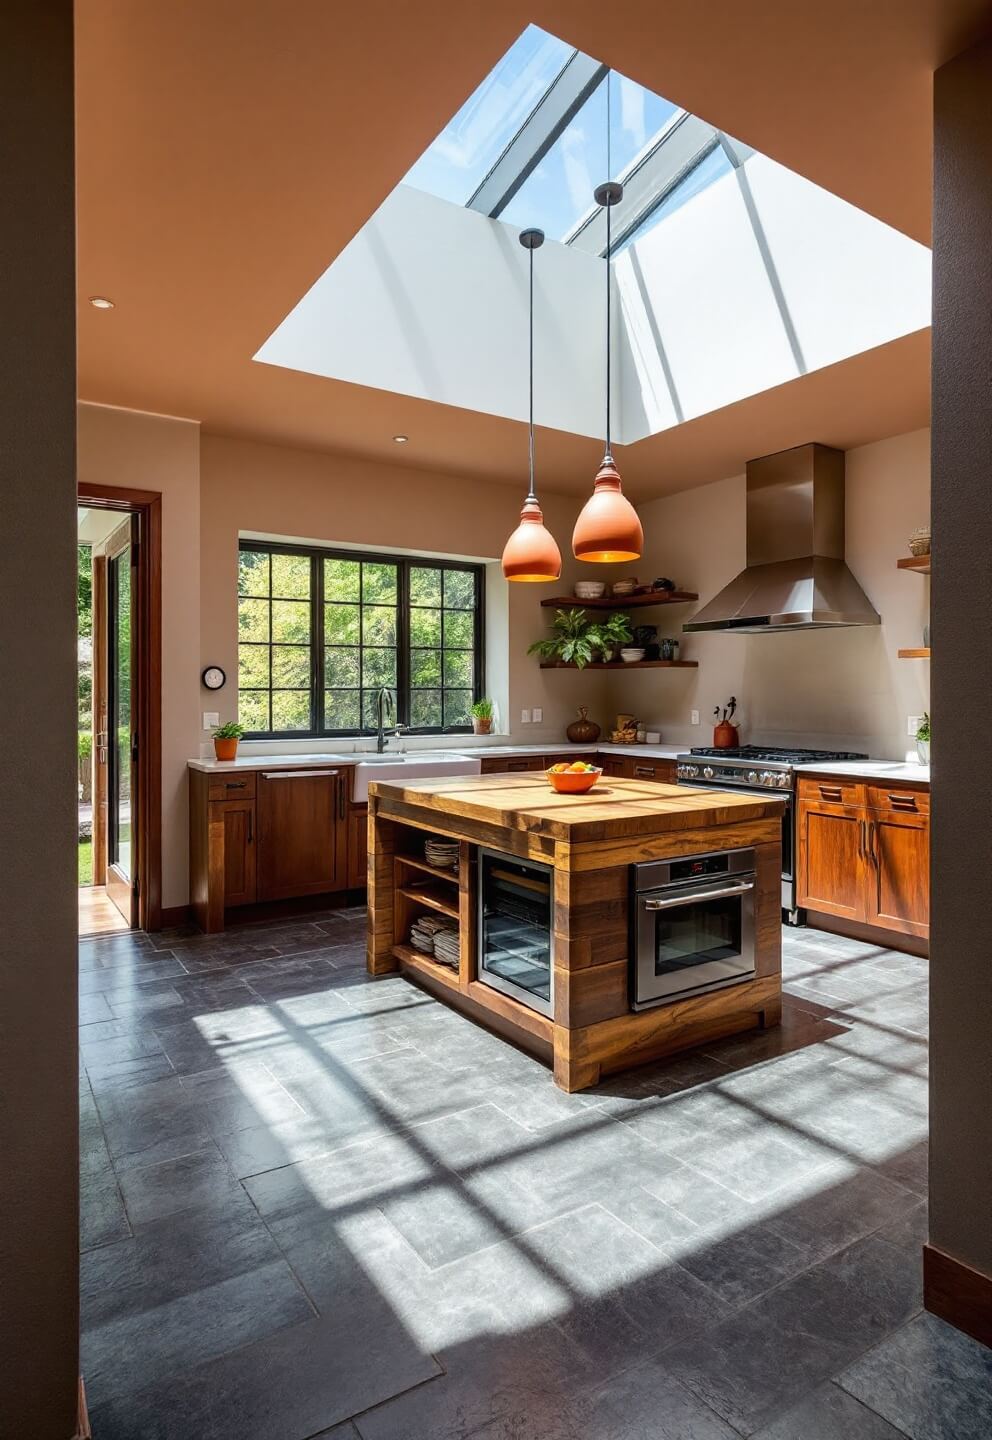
[532, 707, 543, 724]
[690, 709, 700, 726]
[203, 711, 220, 730]
[520, 708, 531, 725]
[908, 714, 925, 737]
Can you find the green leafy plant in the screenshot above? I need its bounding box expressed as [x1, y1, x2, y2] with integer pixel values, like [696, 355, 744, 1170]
[916, 713, 930, 743]
[588, 612, 633, 659]
[213, 722, 245, 740]
[528, 608, 596, 669]
[471, 697, 494, 720]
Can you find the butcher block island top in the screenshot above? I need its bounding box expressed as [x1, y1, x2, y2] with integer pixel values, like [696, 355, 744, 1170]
[367, 774, 785, 1092]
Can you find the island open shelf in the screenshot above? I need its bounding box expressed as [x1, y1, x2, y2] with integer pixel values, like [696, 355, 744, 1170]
[367, 773, 785, 1091]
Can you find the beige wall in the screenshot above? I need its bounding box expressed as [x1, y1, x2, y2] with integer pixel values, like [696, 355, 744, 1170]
[610, 428, 931, 758]
[199, 432, 610, 750]
[77, 402, 201, 910]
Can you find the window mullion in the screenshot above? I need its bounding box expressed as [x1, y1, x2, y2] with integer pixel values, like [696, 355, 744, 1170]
[312, 551, 322, 735]
[397, 559, 411, 727]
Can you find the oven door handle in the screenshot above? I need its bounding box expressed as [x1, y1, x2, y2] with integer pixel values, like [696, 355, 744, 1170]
[642, 880, 755, 911]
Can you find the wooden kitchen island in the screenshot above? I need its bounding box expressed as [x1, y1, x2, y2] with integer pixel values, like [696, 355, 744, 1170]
[367, 773, 785, 1091]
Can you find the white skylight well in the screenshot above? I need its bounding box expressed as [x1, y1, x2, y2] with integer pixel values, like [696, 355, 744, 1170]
[256, 25, 932, 446]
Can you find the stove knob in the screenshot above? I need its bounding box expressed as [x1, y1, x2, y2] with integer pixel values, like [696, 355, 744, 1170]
[747, 771, 759, 784]
[702, 766, 715, 779]
[777, 772, 790, 787]
[760, 771, 774, 786]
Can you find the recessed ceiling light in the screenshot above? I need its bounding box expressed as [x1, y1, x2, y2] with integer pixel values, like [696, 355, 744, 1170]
[392, 434, 408, 444]
[88, 295, 115, 310]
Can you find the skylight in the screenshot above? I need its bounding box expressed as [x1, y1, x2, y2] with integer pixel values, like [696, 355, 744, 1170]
[403, 24, 730, 254]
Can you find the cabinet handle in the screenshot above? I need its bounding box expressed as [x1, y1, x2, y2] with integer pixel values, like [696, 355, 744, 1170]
[857, 819, 865, 860]
[338, 775, 346, 820]
[634, 765, 655, 778]
[867, 819, 877, 865]
[225, 780, 247, 789]
[820, 785, 843, 801]
[261, 769, 340, 779]
[887, 793, 917, 810]
[247, 809, 253, 843]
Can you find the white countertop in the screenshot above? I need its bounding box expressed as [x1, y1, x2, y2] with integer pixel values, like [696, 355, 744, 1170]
[188, 745, 927, 783]
[792, 759, 930, 784]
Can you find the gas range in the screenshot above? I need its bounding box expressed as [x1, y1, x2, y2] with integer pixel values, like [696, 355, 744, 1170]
[676, 745, 868, 793]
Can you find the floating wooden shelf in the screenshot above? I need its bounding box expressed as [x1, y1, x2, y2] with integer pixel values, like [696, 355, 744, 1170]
[392, 943, 461, 991]
[398, 884, 460, 919]
[898, 648, 931, 659]
[539, 659, 698, 670]
[395, 853, 458, 886]
[897, 556, 931, 574]
[541, 590, 698, 610]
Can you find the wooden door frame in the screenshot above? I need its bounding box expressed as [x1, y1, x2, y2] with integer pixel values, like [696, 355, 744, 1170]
[91, 554, 108, 886]
[78, 482, 162, 931]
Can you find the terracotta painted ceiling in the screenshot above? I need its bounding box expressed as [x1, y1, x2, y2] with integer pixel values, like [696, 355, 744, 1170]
[75, 0, 988, 498]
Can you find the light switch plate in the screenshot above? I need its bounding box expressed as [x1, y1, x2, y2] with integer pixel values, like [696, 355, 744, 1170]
[203, 711, 220, 730]
[532, 707, 543, 724]
[690, 709, 700, 725]
[520, 709, 531, 725]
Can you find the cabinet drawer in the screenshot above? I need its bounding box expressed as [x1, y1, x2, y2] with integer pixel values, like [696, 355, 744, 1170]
[798, 776, 864, 808]
[629, 759, 676, 783]
[481, 756, 545, 773]
[866, 784, 930, 816]
[208, 772, 257, 802]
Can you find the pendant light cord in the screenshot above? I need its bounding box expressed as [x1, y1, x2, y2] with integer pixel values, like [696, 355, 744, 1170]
[528, 241, 536, 500]
[605, 69, 613, 458]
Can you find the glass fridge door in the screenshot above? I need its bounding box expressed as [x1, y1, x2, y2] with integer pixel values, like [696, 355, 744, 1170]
[478, 850, 553, 1016]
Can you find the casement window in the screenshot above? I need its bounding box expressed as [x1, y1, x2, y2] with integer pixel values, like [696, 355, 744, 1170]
[237, 542, 484, 737]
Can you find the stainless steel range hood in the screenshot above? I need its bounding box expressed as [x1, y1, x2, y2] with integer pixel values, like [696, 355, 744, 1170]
[683, 444, 880, 633]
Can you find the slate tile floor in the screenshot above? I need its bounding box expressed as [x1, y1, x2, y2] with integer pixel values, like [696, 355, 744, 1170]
[77, 910, 991, 1439]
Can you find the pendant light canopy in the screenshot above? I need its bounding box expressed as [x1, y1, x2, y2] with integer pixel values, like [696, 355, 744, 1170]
[502, 227, 562, 582]
[572, 147, 643, 562]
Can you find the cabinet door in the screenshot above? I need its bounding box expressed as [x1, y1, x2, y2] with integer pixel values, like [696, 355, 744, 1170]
[797, 800, 868, 921]
[348, 805, 368, 889]
[600, 757, 630, 778]
[257, 769, 348, 900]
[630, 759, 676, 784]
[866, 811, 929, 938]
[214, 798, 256, 907]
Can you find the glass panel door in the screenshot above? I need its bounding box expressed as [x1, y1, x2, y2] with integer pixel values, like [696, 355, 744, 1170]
[105, 518, 137, 924]
[478, 851, 553, 1016]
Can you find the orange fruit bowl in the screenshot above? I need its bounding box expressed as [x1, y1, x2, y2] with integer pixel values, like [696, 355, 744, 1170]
[546, 765, 603, 794]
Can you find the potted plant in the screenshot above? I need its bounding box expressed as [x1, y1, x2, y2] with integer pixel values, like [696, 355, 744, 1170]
[588, 612, 633, 663]
[471, 698, 495, 735]
[528, 608, 596, 669]
[212, 721, 245, 761]
[916, 712, 930, 766]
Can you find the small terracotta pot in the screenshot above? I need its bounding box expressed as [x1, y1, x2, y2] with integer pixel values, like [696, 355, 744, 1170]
[713, 721, 739, 750]
[214, 737, 239, 761]
[472, 716, 493, 735]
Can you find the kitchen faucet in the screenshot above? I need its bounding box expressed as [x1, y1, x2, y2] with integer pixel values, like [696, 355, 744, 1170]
[375, 687, 394, 753]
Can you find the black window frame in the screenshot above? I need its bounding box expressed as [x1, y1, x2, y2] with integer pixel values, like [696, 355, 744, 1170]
[237, 540, 485, 740]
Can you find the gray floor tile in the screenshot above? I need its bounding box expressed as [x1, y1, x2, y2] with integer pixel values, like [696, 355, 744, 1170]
[116, 1145, 251, 1227]
[672, 1218, 811, 1307]
[80, 1168, 132, 1252]
[764, 1164, 921, 1261]
[751, 1381, 909, 1438]
[837, 1312, 992, 1439]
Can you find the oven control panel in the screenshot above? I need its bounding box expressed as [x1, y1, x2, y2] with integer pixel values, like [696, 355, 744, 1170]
[677, 762, 790, 789]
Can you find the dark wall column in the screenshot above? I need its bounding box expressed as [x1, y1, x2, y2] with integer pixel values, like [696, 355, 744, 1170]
[0, 2, 80, 1434]
[928, 33, 992, 1347]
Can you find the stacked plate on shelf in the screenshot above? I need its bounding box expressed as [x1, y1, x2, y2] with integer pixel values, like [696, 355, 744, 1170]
[425, 838, 459, 872]
[409, 913, 459, 968]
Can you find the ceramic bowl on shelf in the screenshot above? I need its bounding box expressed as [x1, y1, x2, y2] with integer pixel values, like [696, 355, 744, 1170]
[620, 648, 646, 663]
[573, 581, 606, 600]
[546, 763, 602, 794]
[908, 526, 931, 557]
[610, 578, 637, 597]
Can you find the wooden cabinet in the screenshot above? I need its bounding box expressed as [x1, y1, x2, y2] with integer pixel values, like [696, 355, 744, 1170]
[217, 798, 256, 907]
[256, 768, 349, 901]
[865, 810, 929, 937]
[797, 801, 866, 921]
[797, 776, 929, 942]
[348, 805, 368, 889]
[597, 755, 677, 783]
[481, 755, 546, 774]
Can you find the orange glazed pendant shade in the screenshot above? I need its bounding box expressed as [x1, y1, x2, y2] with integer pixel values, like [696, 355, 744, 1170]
[502, 227, 561, 583]
[502, 494, 562, 581]
[573, 453, 643, 562]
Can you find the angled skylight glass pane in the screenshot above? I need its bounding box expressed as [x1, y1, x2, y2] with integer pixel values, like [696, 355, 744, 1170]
[403, 26, 573, 206]
[615, 143, 735, 255]
[500, 73, 679, 242]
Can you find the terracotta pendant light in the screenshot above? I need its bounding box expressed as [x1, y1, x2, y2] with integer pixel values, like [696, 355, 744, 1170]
[501, 228, 562, 583]
[573, 84, 643, 563]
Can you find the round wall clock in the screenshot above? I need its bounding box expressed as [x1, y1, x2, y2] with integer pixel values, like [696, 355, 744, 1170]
[202, 666, 226, 691]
